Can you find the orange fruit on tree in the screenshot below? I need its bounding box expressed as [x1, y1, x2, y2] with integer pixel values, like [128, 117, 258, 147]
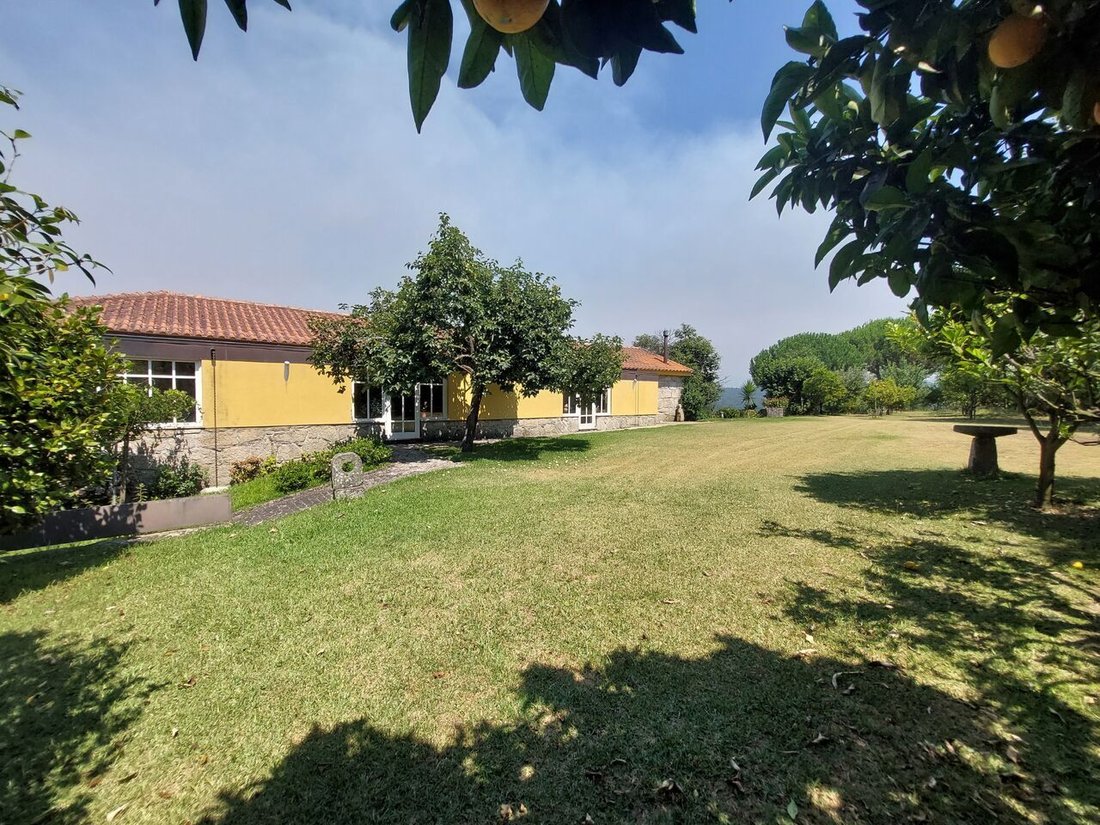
[988, 13, 1047, 69]
[473, 0, 550, 34]
[1094, 101, 1100, 126]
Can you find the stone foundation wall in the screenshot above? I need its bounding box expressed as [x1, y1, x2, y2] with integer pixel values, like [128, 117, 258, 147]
[134, 423, 381, 486]
[138, 413, 667, 484]
[658, 377, 685, 422]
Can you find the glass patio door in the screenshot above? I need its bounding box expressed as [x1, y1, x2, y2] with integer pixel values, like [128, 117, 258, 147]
[578, 404, 596, 430]
[388, 389, 419, 440]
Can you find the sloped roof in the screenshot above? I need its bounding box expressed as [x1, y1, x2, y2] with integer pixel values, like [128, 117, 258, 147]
[67, 291, 342, 347]
[621, 346, 693, 376]
[68, 292, 693, 374]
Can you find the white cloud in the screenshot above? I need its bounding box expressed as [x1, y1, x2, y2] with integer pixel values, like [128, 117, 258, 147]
[1, 1, 904, 381]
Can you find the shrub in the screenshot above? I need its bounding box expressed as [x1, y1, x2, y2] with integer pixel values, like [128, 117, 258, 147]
[716, 407, 743, 419]
[330, 436, 393, 469]
[149, 458, 207, 500]
[229, 455, 277, 485]
[272, 460, 319, 494]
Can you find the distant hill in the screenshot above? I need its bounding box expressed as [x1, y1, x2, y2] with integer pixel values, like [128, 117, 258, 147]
[718, 386, 764, 409]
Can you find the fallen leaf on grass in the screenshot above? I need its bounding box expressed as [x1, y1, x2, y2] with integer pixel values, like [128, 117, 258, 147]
[660, 599, 682, 605]
[870, 659, 899, 670]
[106, 803, 129, 822]
[118, 771, 138, 784]
[831, 671, 860, 689]
[810, 732, 829, 746]
[171, 727, 179, 738]
[656, 779, 683, 800]
[787, 799, 799, 820]
[902, 561, 921, 571]
[431, 671, 447, 679]
[178, 675, 197, 688]
[793, 648, 817, 660]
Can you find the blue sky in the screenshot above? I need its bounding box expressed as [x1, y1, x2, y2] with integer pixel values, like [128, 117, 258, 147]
[1, 0, 901, 382]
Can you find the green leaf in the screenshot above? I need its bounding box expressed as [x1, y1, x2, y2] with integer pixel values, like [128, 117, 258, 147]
[762, 62, 813, 140]
[391, 0, 415, 32]
[862, 185, 907, 211]
[887, 268, 911, 297]
[611, 43, 642, 87]
[784, 26, 826, 58]
[815, 217, 850, 267]
[11, 129, 31, 140]
[620, 0, 683, 54]
[178, 0, 208, 60]
[802, 0, 837, 42]
[458, 13, 503, 88]
[656, 0, 697, 34]
[750, 168, 780, 200]
[828, 238, 865, 290]
[223, 0, 247, 31]
[514, 33, 556, 110]
[990, 313, 1021, 357]
[787, 799, 799, 821]
[905, 149, 934, 196]
[407, 0, 453, 132]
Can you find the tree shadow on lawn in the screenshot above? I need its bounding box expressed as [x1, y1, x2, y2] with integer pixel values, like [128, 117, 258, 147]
[0, 538, 130, 605]
[440, 436, 593, 464]
[796, 469, 1098, 557]
[198, 634, 1097, 825]
[0, 630, 157, 824]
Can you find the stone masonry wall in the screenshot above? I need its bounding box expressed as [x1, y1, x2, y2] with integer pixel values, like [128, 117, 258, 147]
[138, 412, 667, 486]
[658, 376, 684, 422]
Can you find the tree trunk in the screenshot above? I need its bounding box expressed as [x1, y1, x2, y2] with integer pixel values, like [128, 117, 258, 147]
[1035, 433, 1061, 510]
[116, 439, 131, 505]
[461, 384, 484, 453]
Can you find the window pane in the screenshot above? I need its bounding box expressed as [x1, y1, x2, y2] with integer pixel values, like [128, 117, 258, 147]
[125, 375, 149, 387]
[433, 384, 444, 414]
[174, 361, 196, 376]
[368, 387, 384, 419]
[152, 360, 174, 376]
[353, 383, 370, 420]
[175, 380, 197, 423]
[152, 377, 173, 393]
[127, 359, 148, 376]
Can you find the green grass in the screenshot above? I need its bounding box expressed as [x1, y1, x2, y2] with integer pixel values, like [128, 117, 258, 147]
[1, 417, 1097, 824]
[227, 474, 328, 511]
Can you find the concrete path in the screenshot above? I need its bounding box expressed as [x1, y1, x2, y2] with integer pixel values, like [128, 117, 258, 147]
[232, 445, 458, 527]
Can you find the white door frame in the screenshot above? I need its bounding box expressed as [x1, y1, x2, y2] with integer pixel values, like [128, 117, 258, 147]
[386, 386, 421, 441]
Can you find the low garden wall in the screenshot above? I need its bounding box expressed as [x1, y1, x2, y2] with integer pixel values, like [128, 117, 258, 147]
[0, 494, 232, 551]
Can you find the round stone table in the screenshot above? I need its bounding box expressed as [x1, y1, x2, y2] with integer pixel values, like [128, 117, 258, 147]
[953, 424, 1018, 476]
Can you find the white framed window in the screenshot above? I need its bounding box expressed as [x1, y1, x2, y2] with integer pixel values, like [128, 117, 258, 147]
[122, 359, 200, 425]
[353, 382, 385, 421]
[562, 389, 611, 416]
[419, 382, 445, 418]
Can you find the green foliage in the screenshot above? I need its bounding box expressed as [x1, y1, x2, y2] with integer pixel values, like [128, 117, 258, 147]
[802, 367, 848, 415]
[103, 383, 196, 504]
[738, 378, 758, 410]
[229, 455, 277, 486]
[928, 302, 1099, 507]
[160, 0, 697, 130]
[311, 215, 621, 451]
[757, 0, 1100, 342]
[148, 458, 207, 500]
[862, 378, 916, 416]
[331, 436, 394, 469]
[0, 297, 124, 531]
[751, 355, 820, 414]
[0, 90, 117, 531]
[272, 460, 318, 495]
[634, 324, 721, 420]
[936, 369, 1011, 420]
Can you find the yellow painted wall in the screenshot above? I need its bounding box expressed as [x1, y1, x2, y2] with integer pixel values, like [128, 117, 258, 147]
[611, 373, 659, 416]
[199, 361, 662, 428]
[201, 359, 352, 427]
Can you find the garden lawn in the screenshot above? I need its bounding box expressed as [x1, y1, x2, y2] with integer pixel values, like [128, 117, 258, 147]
[1, 416, 1097, 824]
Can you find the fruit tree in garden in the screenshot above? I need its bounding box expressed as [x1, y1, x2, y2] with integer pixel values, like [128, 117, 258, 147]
[309, 215, 623, 453]
[755, 0, 1100, 343]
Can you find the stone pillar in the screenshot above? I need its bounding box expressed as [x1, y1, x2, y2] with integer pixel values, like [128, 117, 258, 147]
[968, 435, 999, 476]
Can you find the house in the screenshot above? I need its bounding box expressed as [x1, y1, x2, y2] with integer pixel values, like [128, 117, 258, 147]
[69, 292, 691, 482]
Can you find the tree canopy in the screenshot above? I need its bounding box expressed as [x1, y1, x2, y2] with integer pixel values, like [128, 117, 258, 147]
[634, 324, 721, 420]
[757, 0, 1100, 344]
[159, 0, 701, 131]
[310, 215, 623, 451]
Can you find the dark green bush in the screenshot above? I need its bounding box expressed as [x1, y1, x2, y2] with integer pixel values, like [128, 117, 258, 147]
[716, 407, 743, 419]
[272, 460, 318, 494]
[149, 458, 207, 499]
[330, 436, 393, 469]
[229, 455, 277, 485]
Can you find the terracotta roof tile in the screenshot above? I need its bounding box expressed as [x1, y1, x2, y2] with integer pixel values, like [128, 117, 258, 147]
[620, 346, 693, 376]
[68, 292, 693, 374]
[67, 291, 343, 347]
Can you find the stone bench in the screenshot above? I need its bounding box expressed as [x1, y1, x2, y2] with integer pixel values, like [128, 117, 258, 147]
[953, 424, 1018, 476]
